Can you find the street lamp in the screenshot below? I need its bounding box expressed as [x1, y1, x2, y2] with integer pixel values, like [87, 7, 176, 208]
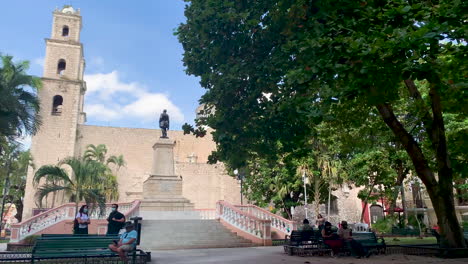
[234, 169, 245, 205]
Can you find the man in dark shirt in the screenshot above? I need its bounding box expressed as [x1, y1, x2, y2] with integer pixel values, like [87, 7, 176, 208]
[106, 204, 125, 234]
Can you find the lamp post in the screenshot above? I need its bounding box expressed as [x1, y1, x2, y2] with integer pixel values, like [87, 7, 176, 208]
[302, 170, 309, 220]
[234, 169, 245, 205]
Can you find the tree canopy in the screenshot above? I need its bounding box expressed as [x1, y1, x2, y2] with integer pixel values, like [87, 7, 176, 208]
[0, 55, 41, 141]
[178, 0, 467, 247]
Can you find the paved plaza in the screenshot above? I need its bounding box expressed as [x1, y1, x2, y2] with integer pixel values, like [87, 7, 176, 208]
[149, 246, 468, 264]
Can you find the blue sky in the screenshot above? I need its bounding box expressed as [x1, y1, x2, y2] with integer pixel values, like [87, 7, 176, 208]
[0, 1, 203, 132]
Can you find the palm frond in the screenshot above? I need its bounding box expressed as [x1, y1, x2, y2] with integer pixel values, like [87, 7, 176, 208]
[33, 165, 72, 186]
[35, 184, 71, 208]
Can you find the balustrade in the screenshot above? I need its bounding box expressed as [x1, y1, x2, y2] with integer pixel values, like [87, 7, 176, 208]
[235, 204, 295, 235]
[194, 209, 216, 219]
[10, 201, 140, 243]
[216, 201, 271, 245]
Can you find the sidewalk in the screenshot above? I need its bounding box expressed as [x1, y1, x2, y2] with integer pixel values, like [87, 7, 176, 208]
[149, 246, 468, 264]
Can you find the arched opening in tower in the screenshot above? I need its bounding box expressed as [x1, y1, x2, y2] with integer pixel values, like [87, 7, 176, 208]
[57, 59, 66, 75]
[52, 95, 63, 115]
[62, 26, 69, 37]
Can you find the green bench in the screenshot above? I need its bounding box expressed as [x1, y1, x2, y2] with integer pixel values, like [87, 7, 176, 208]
[32, 234, 148, 263]
[33, 235, 118, 258]
[283, 230, 331, 256]
[353, 232, 386, 254]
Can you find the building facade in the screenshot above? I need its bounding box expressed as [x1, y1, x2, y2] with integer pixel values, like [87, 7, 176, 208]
[22, 6, 241, 219]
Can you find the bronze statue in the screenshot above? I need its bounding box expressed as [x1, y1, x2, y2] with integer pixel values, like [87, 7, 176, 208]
[159, 109, 170, 138]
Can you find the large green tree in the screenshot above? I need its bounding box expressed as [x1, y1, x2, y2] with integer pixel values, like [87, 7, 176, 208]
[0, 55, 41, 142]
[178, 0, 467, 247]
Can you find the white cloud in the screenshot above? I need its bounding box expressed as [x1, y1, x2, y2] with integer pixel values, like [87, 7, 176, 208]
[85, 71, 146, 99]
[123, 93, 184, 123]
[83, 71, 184, 125]
[85, 104, 119, 121]
[33, 57, 44, 67]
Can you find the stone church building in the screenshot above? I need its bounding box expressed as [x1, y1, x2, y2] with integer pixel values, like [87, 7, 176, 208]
[23, 6, 242, 219]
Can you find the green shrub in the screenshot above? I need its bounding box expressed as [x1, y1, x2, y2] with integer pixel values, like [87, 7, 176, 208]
[407, 214, 426, 230]
[371, 217, 396, 234]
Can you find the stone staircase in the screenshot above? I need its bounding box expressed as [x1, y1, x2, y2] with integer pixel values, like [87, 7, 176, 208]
[140, 219, 255, 250]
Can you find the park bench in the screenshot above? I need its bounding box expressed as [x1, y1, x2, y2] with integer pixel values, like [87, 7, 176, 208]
[283, 230, 331, 256]
[32, 234, 149, 263]
[352, 232, 386, 254]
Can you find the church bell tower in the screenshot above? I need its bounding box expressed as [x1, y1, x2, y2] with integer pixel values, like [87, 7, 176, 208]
[23, 6, 87, 219]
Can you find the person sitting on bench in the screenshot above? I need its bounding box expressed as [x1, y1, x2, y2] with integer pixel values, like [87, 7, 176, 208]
[338, 220, 369, 258]
[321, 221, 343, 256]
[299, 219, 313, 231]
[109, 222, 138, 261]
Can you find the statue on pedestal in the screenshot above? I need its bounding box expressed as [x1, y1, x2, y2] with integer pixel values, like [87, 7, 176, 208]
[159, 109, 170, 138]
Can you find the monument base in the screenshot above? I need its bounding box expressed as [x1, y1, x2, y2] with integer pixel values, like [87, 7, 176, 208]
[140, 139, 195, 214]
[141, 175, 194, 211]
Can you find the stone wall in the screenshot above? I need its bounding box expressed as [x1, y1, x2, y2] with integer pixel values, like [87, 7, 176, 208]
[75, 125, 241, 208]
[292, 185, 363, 226]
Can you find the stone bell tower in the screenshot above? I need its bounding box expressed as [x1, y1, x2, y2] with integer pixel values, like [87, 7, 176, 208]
[23, 6, 87, 219]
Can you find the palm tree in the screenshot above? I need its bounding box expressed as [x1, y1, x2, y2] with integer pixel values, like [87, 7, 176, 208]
[33, 157, 108, 215]
[84, 144, 108, 163]
[0, 55, 41, 142]
[106, 154, 125, 170]
[83, 144, 123, 200]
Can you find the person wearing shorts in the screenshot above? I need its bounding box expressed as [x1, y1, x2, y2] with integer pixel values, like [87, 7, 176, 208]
[109, 221, 138, 261]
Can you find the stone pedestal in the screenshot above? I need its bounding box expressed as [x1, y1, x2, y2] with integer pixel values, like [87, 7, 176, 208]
[140, 138, 194, 212]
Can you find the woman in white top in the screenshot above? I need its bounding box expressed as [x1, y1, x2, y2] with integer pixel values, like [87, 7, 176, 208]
[75, 205, 91, 234]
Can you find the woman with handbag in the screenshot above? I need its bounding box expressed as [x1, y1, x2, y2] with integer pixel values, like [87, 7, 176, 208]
[75, 205, 91, 234]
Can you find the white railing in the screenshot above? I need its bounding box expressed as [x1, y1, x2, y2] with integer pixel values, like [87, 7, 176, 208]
[194, 209, 216, 219]
[10, 200, 140, 242]
[235, 204, 296, 236]
[216, 201, 271, 245]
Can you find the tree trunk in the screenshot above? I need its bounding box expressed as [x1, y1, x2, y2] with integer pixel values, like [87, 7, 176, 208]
[360, 179, 377, 223]
[14, 198, 23, 222]
[375, 101, 465, 248]
[314, 176, 321, 217]
[388, 164, 408, 215]
[401, 185, 408, 225]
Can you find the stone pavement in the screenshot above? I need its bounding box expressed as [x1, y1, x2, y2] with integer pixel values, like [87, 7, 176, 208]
[150, 246, 468, 264]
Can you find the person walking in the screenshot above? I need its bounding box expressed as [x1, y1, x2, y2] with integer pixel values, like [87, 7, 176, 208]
[75, 205, 91, 234]
[109, 222, 138, 261]
[106, 204, 126, 235]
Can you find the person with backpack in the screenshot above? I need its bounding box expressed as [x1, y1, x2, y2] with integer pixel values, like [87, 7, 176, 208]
[75, 205, 91, 234]
[106, 204, 126, 235]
